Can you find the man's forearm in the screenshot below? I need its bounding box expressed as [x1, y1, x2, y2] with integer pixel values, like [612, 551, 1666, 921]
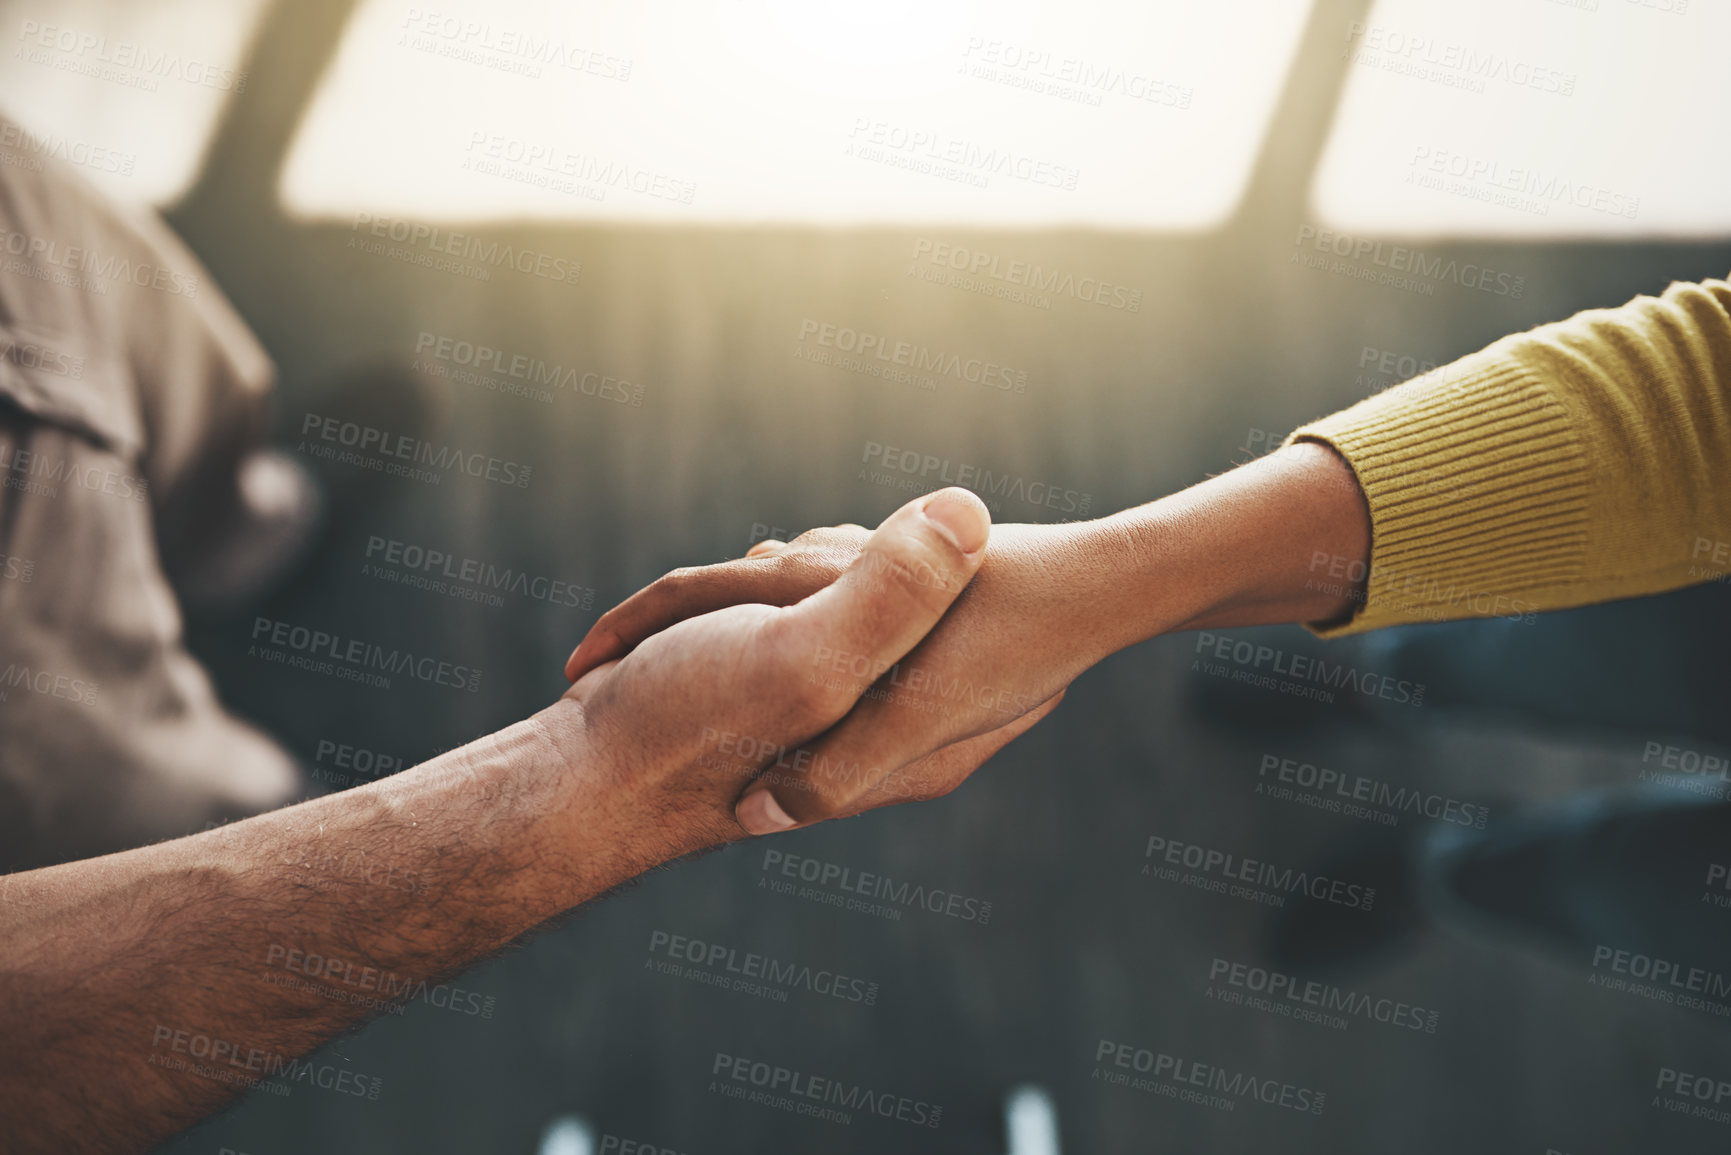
[0, 698, 690, 1154]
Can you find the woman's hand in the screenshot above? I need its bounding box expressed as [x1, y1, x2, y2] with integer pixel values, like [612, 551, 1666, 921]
[567, 516, 1120, 832]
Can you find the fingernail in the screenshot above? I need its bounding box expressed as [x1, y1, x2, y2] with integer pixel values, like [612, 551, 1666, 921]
[921, 490, 989, 556]
[736, 790, 797, 836]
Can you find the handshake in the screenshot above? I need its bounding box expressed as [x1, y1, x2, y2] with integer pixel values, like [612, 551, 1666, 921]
[554, 488, 1085, 850]
[549, 441, 1375, 861]
[0, 442, 1374, 1155]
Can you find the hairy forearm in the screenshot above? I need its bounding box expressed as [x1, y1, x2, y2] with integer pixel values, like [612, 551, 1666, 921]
[0, 698, 687, 1154]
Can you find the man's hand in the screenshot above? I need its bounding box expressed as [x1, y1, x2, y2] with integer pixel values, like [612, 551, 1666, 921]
[0, 487, 1039, 1155]
[557, 488, 1069, 839]
[566, 519, 1102, 833]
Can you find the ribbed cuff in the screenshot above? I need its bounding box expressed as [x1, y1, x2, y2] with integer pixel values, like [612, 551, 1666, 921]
[1285, 343, 1591, 637]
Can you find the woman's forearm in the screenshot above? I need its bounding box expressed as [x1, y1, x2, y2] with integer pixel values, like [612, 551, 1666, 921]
[1076, 441, 1372, 657]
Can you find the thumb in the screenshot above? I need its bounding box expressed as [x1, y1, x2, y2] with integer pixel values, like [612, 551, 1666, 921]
[737, 487, 989, 833]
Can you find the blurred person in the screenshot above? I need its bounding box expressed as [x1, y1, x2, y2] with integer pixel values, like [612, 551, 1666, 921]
[0, 114, 454, 871]
[0, 113, 321, 869]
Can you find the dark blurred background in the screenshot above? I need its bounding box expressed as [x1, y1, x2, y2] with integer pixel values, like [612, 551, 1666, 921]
[6, 0, 1729, 1151]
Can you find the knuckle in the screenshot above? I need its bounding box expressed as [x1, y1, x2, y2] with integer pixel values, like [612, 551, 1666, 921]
[905, 764, 961, 802]
[644, 570, 693, 606]
[769, 631, 852, 728]
[793, 676, 852, 728]
[795, 548, 853, 583]
[898, 779, 944, 803]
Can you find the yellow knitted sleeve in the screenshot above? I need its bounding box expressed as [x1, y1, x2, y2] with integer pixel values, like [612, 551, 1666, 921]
[1286, 277, 1731, 637]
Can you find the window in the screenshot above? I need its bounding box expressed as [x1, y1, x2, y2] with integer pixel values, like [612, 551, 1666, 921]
[1311, 0, 1731, 237]
[280, 0, 1316, 228]
[0, 0, 269, 206]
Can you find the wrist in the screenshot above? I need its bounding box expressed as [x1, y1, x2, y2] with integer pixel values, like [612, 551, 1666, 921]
[1083, 442, 1370, 646]
[1066, 507, 1212, 654]
[534, 695, 735, 879]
